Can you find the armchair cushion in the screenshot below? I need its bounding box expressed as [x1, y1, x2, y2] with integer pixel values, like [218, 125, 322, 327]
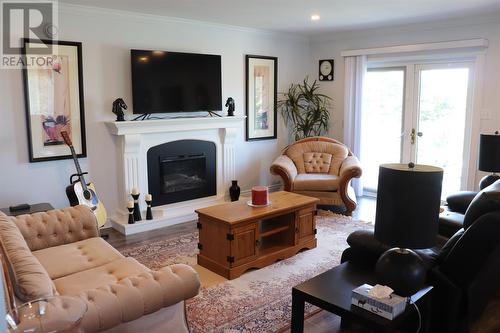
[293, 173, 340, 191]
[33, 237, 123, 279]
[304, 152, 332, 173]
[13, 205, 99, 251]
[286, 141, 348, 175]
[0, 214, 55, 301]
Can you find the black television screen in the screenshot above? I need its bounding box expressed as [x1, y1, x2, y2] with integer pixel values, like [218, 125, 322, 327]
[131, 50, 222, 114]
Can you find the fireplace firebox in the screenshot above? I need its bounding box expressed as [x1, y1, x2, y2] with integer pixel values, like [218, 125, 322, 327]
[147, 140, 216, 206]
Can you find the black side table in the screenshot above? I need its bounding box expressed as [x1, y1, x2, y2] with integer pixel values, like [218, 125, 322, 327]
[0, 203, 54, 216]
[291, 262, 433, 333]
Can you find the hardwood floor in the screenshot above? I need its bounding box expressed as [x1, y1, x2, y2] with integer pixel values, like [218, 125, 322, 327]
[102, 196, 377, 332]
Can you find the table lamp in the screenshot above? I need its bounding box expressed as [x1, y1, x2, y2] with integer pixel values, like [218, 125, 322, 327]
[374, 163, 443, 296]
[479, 132, 500, 190]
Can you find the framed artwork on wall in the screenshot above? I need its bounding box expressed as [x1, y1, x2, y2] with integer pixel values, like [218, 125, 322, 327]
[22, 39, 86, 162]
[245, 55, 278, 141]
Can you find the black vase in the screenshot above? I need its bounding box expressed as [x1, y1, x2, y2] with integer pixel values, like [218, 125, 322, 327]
[229, 180, 241, 202]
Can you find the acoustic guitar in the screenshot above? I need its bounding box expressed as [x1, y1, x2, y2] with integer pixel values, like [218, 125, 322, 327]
[61, 131, 107, 228]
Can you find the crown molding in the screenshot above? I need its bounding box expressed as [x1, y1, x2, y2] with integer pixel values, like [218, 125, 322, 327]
[311, 10, 500, 44]
[340, 38, 488, 57]
[58, 3, 309, 43]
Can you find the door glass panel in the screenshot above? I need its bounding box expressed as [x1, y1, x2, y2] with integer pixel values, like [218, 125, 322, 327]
[361, 68, 405, 192]
[416, 67, 469, 197]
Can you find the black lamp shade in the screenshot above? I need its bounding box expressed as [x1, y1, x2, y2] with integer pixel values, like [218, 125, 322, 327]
[374, 164, 443, 249]
[479, 134, 500, 172]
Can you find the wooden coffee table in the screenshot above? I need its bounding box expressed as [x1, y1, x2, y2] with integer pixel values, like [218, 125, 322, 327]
[196, 191, 319, 279]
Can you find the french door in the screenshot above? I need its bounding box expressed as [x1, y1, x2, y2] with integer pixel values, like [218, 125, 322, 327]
[361, 62, 474, 197]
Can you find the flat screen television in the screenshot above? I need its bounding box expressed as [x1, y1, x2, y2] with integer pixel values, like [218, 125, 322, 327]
[131, 49, 222, 114]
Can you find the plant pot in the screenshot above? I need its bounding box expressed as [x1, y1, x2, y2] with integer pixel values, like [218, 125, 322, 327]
[229, 180, 241, 202]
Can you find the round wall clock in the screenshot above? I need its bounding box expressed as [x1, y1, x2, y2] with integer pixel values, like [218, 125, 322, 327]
[319, 59, 334, 81]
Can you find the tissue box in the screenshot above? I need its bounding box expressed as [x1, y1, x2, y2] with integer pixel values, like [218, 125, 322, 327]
[352, 284, 407, 320]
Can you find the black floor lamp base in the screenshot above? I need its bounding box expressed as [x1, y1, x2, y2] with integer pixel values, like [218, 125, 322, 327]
[375, 248, 426, 297]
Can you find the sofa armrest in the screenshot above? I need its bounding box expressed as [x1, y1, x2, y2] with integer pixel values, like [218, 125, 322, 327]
[11, 205, 99, 251]
[339, 155, 362, 179]
[79, 264, 200, 332]
[341, 230, 389, 267]
[9, 296, 89, 333]
[440, 211, 500, 289]
[446, 191, 477, 214]
[270, 155, 298, 191]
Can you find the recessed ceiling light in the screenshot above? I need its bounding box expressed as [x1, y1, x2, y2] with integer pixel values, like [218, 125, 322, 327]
[311, 14, 320, 21]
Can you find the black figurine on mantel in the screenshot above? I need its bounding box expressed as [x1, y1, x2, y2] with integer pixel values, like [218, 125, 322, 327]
[229, 180, 241, 202]
[225, 97, 235, 117]
[112, 98, 127, 121]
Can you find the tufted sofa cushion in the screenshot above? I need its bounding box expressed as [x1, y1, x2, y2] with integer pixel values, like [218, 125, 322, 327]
[285, 141, 348, 175]
[33, 237, 124, 279]
[0, 214, 55, 301]
[75, 263, 200, 332]
[54, 257, 149, 295]
[13, 206, 99, 251]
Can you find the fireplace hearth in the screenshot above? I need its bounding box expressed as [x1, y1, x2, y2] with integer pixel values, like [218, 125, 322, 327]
[148, 140, 216, 206]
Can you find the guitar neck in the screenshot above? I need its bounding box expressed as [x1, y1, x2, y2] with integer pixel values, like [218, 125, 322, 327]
[69, 145, 88, 191]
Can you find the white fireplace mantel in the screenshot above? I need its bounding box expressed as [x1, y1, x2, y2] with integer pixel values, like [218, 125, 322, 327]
[106, 116, 246, 235]
[106, 116, 246, 135]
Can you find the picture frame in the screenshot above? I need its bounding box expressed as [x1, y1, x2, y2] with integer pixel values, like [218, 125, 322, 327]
[22, 39, 86, 162]
[245, 55, 278, 141]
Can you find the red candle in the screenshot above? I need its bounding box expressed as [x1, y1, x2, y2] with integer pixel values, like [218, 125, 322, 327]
[252, 186, 269, 206]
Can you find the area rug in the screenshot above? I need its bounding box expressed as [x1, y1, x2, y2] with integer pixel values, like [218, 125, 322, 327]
[119, 214, 372, 333]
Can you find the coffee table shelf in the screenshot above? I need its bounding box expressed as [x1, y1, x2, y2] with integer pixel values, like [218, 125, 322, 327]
[259, 225, 290, 238]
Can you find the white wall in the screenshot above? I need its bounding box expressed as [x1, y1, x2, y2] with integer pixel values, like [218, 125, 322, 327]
[309, 13, 500, 189]
[0, 4, 310, 214]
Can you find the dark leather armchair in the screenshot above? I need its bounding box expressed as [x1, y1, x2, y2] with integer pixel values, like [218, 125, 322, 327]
[342, 180, 500, 333]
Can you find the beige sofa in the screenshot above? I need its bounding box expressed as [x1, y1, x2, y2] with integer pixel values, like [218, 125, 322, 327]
[0, 206, 200, 332]
[270, 137, 362, 215]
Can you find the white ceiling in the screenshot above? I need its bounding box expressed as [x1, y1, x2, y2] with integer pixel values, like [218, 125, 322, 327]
[59, 0, 500, 35]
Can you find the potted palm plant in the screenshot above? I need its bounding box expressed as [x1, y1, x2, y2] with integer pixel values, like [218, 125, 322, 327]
[278, 77, 332, 140]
